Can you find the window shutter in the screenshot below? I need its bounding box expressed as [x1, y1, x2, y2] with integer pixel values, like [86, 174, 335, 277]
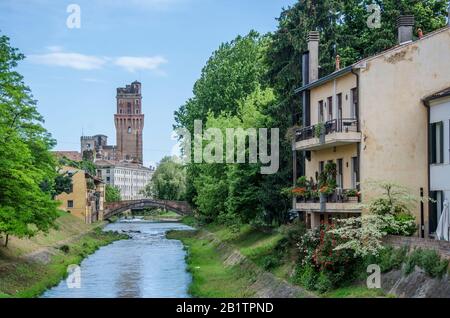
[430, 123, 436, 164]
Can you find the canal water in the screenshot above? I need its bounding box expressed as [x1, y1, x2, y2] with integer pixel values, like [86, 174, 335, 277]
[42, 219, 193, 298]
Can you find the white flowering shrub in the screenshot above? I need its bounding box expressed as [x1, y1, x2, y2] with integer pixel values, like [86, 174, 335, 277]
[330, 214, 388, 257]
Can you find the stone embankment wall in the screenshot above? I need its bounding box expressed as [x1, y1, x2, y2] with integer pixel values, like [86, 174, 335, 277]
[384, 235, 450, 259]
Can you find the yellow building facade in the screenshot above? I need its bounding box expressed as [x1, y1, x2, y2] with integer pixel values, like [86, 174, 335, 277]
[56, 166, 105, 224]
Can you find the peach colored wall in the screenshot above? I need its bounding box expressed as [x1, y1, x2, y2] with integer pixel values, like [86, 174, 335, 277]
[305, 144, 357, 189]
[357, 28, 450, 235]
[310, 73, 357, 125]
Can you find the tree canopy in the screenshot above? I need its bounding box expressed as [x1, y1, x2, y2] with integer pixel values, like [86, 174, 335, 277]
[0, 33, 60, 246]
[142, 156, 187, 201]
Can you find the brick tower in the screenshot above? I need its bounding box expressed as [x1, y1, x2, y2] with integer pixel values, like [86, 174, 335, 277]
[114, 81, 144, 164]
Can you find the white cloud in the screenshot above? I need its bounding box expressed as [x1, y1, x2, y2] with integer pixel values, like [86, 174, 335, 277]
[114, 56, 168, 73]
[28, 51, 106, 70]
[28, 48, 168, 74]
[96, 0, 185, 10]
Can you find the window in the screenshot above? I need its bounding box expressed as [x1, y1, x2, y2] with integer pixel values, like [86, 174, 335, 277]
[337, 93, 342, 120]
[67, 200, 74, 208]
[106, 177, 110, 182]
[135, 109, 139, 114]
[327, 96, 333, 120]
[106, 169, 110, 174]
[128, 126, 132, 134]
[318, 101, 324, 122]
[430, 121, 444, 164]
[127, 102, 131, 114]
[319, 161, 325, 173]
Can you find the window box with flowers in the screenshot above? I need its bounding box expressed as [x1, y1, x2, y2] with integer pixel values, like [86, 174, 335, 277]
[345, 189, 360, 203]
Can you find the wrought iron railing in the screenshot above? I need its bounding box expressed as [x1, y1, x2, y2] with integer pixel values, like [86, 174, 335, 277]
[296, 188, 360, 204]
[295, 118, 358, 142]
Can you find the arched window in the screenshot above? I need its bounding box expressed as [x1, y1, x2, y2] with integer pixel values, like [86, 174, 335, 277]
[128, 126, 132, 134]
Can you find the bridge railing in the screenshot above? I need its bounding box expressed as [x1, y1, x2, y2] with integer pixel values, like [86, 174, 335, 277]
[103, 199, 192, 218]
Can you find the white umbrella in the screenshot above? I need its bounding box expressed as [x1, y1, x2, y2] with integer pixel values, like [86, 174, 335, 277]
[436, 199, 450, 241]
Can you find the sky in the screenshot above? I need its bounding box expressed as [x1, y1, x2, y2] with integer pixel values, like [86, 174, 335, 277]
[0, 0, 297, 167]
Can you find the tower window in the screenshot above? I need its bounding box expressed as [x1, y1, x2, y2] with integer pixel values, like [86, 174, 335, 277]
[128, 127, 132, 134]
[135, 109, 139, 114]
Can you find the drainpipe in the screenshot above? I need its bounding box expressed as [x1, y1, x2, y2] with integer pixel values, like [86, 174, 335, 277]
[422, 99, 431, 238]
[351, 68, 361, 193]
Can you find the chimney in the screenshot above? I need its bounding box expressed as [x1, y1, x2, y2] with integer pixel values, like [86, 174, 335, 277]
[307, 31, 320, 82]
[417, 28, 423, 39]
[335, 55, 341, 71]
[397, 15, 415, 44]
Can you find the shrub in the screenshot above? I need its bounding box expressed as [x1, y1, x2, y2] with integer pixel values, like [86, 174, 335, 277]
[404, 248, 449, 278]
[59, 245, 70, 254]
[315, 272, 333, 293]
[384, 214, 417, 236]
[295, 265, 318, 290]
[261, 255, 280, 270]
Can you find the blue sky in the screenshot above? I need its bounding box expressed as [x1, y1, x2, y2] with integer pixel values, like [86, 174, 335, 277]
[0, 0, 296, 167]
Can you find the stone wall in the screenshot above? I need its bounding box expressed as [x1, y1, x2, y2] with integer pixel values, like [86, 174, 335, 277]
[383, 235, 450, 259]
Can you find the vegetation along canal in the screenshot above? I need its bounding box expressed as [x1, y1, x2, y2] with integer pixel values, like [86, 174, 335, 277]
[42, 219, 193, 298]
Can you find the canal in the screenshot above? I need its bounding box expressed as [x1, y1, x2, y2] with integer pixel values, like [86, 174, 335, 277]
[42, 219, 193, 298]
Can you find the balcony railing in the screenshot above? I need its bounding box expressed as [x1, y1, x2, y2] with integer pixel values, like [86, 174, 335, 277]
[296, 118, 359, 142]
[296, 188, 361, 204]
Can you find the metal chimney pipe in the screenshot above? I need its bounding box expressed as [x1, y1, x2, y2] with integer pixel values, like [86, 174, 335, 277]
[307, 31, 320, 83]
[397, 15, 415, 44]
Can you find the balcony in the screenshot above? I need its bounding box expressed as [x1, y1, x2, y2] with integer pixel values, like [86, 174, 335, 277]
[295, 118, 361, 151]
[295, 189, 362, 214]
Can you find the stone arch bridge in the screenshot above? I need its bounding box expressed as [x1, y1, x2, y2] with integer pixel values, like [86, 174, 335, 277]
[103, 199, 192, 220]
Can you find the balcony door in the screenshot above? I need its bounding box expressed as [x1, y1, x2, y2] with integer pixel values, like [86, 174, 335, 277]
[351, 88, 358, 120]
[337, 158, 343, 189]
[337, 93, 343, 131]
[351, 156, 359, 190]
[429, 191, 444, 235]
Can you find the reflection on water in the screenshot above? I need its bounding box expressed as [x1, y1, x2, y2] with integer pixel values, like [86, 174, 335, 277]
[42, 220, 193, 298]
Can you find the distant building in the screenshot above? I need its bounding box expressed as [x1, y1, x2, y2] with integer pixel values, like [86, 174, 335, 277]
[55, 166, 105, 224]
[115, 81, 144, 164]
[53, 151, 82, 162]
[80, 134, 117, 161]
[96, 160, 154, 200]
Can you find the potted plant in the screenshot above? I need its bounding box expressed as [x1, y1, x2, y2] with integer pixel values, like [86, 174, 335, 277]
[314, 122, 326, 143]
[345, 189, 359, 203]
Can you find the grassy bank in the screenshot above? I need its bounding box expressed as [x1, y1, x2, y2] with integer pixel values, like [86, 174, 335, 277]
[169, 219, 385, 298]
[0, 212, 127, 298]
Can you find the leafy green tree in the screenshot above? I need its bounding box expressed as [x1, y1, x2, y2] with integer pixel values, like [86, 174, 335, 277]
[142, 156, 186, 201]
[174, 32, 273, 221]
[105, 185, 121, 203]
[0, 33, 59, 247]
